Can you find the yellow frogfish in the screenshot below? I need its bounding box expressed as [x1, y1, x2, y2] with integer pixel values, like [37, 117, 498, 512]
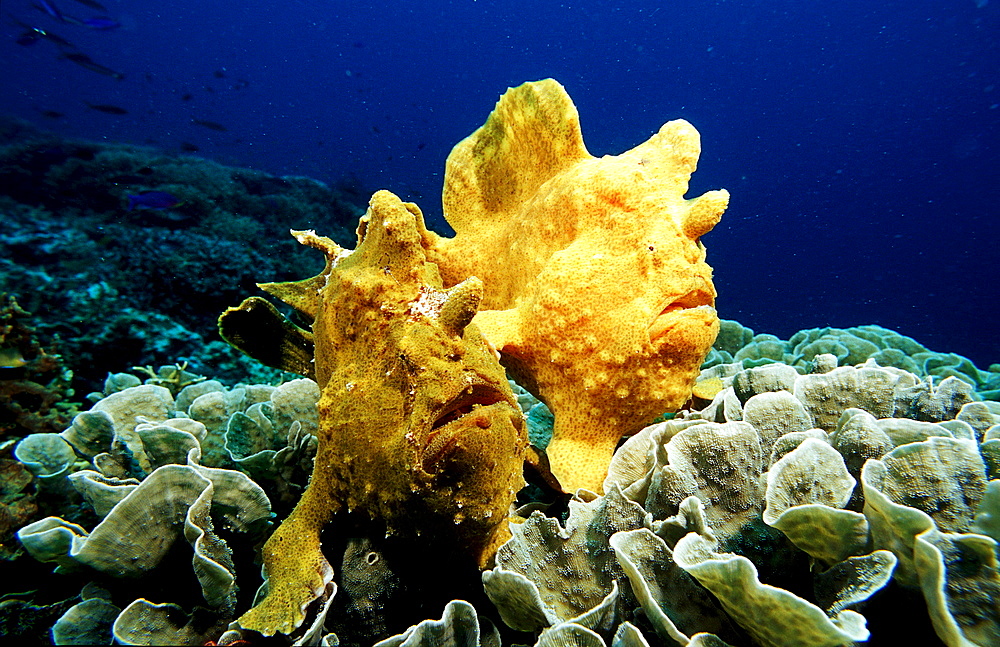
[219, 190, 528, 636]
[424, 79, 728, 494]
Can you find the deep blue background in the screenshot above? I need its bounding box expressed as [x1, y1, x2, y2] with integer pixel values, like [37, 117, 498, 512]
[2, 0, 998, 366]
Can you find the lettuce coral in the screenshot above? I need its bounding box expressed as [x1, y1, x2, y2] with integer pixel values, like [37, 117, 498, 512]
[7, 369, 322, 644]
[7, 337, 998, 646]
[704, 322, 1000, 401]
[472, 353, 1000, 647]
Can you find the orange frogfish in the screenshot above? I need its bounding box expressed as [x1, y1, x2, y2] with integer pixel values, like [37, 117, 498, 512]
[219, 190, 528, 636]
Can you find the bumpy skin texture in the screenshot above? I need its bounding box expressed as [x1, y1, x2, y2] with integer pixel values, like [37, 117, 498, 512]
[424, 79, 728, 493]
[230, 191, 527, 636]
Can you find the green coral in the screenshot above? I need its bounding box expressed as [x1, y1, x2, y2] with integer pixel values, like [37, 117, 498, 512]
[703, 321, 1000, 401]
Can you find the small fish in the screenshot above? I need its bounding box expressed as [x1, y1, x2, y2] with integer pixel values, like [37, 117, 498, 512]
[213, 68, 226, 78]
[69, 0, 108, 11]
[33, 0, 65, 22]
[38, 109, 65, 119]
[86, 102, 127, 114]
[49, 5, 122, 30]
[79, 16, 120, 30]
[60, 51, 90, 63]
[60, 51, 124, 79]
[13, 21, 75, 48]
[191, 118, 227, 132]
[180, 141, 200, 152]
[126, 190, 181, 211]
[38, 29, 73, 48]
[0, 348, 28, 369]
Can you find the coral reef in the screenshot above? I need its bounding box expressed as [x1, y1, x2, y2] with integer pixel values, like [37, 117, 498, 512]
[0, 458, 39, 561]
[4, 341, 998, 646]
[705, 321, 1000, 400]
[5, 83, 1000, 647]
[0, 294, 75, 439]
[472, 353, 1000, 647]
[424, 79, 728, 493]
[220, 190, 528, 636]
[0, 117, 363, 395]
[0, 294, 78, 565]
[2, 365, 326, 644]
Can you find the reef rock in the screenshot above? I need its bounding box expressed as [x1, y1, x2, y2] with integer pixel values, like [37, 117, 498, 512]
[423, 79, 728, 493]
[219, 190, 528, 636]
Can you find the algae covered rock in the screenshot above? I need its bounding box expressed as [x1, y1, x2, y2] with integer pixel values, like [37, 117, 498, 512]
[0, 294, 75, 438]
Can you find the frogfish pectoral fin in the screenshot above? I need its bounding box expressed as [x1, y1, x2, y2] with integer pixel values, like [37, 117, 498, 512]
[218, 296, 315, 379]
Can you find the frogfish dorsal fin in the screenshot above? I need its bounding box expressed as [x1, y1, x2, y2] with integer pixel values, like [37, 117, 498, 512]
[258, 229, 349, 320]
[443, 78, 589, 228]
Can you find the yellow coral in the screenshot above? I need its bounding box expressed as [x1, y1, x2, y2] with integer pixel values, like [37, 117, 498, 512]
[424, 79, 728, 493]
[221, 191, 527, 636]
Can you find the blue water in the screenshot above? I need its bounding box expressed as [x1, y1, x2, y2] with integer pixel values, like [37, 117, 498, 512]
[2, 0, 998, 367]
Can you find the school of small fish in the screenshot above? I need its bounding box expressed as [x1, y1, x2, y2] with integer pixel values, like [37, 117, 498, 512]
[10, 0, 248, 155]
